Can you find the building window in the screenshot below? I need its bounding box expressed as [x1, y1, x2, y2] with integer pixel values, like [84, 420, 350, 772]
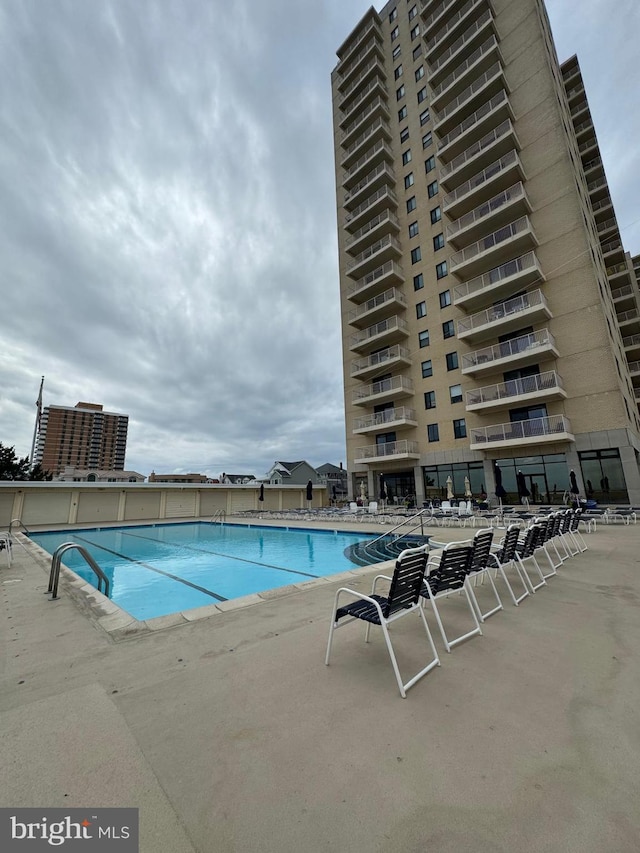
[391, 25, 399, 41]
[433, 233, 445, 252]
[419, 330, 430, 348]
[449, 384, 463, 404]
[415, 66, 424, 82]
[428, 180, 439, 198]
[394, 64, 403, 80]
[436, 260, 448, 279]
[389, 7, 397, 22]
[420, 109, 430, 126]
[439, 288, 451, 307]
[406, 195, 417, 213]
[398, 105, 408, 121]
[453, 418, 467, 439]
[400, 127, 410, 144]
[412, 44, 422, 61]
[396, 84, 405, 101]
[404, 172, 414, 189]
[422, 131, 433, 148]
[425, 155, 436, 173]
[411, 246, 422, 264]
[424, 391, 436, 409]
[446, 351, 459, 370]
[393, 45, 401, 59]
[427, 423, 439, 442]
[416, 301, 427, 319]
[409, 5, 418, 20]
[409, 220, 419, 238]
[421, 359, 433, 378]
[410, 24, 420, 40]
[413, 272, 424, 290]
[430, 205, 442, 224]
[442, 319, 455, 338]
[402, 148, 412, 165]
[417, 86, 428, 103]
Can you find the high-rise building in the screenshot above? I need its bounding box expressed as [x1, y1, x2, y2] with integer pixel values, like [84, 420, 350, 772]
[332, 0, 640, 506]
[35, 402, 129, 476]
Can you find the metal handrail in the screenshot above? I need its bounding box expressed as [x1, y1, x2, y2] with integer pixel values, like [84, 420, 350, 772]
[210, 510, 226, 523]
[9, 518, 30, 534]
[367, 509, 432, 548]
[47, 543, 110, 600]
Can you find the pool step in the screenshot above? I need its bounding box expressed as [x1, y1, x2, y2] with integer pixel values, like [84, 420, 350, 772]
[345, 535, 430, 567]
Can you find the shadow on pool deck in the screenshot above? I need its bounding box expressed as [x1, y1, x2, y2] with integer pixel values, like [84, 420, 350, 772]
[1, 518, 640, 852]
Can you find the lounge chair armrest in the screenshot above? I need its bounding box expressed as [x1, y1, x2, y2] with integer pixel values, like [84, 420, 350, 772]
[370, 574, 393, 594]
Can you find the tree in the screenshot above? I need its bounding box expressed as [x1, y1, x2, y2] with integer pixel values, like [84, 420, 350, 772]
[0, 442, 52, 480]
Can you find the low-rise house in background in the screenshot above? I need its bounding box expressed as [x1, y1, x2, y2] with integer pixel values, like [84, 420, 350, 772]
[261, 461, 320, 486]
[148, 472, 212, 484]
[316, 463, 348, 500]
[56, 467, 145, 483]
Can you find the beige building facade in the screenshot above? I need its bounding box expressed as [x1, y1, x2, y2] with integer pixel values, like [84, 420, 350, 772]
[332, 0, 640, 506]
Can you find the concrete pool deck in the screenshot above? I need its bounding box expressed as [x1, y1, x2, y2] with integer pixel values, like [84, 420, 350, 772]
[1, 517, 640, 852]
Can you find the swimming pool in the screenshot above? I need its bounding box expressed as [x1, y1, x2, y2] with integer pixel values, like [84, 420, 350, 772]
[29, 523, 374, 621]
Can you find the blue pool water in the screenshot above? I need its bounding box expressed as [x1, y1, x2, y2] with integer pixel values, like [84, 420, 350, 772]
[30, 523, 372, 620]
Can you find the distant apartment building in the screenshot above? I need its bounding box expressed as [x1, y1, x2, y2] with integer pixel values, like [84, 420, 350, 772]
[332, 0, 640, 505]
[35, 402, 129, 476]
[148, 472, 211, 484]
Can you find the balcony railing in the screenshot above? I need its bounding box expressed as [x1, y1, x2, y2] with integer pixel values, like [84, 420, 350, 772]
[457, 288, 549, 336]
[449, 216, 533, 272]
[427, 0, 487, 55]
[340, 77, 387, 127]
[345, 210, 399, 248]
[601, 238, 623, 255]
[606, 261, 629, 278]
[340, 96, 389, 143]
[469, 415, 573, 447]
[627, 360, 640, 374]
[344, 160, 394, 205]
[617, 309, 640, 324]
[341, 116, 390, 163]
[433, 62, 504, 128]
[583, 155, 603, 172]
[345, 185, 398, 226]
[351, 344, 411, 376]
[353, 406, 417, 432]
[348, 260, 405, 300]
[352, 375, 414, 404]
[462, 329, 557, 372]
[611, 284, 634, 300]
[431, 37, 499, 102]
[429, 9, 493, 76]
[446, 182, 527, 243]
[437, 90, 509, 155]
[596, 217, 618, 234]
[354, 440, 421, 461]
[453, 251, 543, 304]
[339, 58, 382, 103]
[337, 19, 381, 72]
[587, 176, 607, 194]
[350, 315, 409, 350]
[422, 0, 456, 32]
[348, 287, 406, 324]
[623, 334, 640, 349]
[439, 119, 515, 180]
[465, 370, 564, 408]
[443, 149, 519, 209]
[346, 234, 401, 273]
[573, 118, 593, 136]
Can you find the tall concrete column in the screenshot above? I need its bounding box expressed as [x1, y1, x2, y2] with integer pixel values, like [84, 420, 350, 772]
[619, 445, 640, 505]
[413, 465, 425, 507]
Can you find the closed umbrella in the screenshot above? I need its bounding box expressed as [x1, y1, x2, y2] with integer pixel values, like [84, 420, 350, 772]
[446, 475, 454, 500]
[569, 470, 579, 494]
[259, 483, 264, 502]
[306, 480, 313, 505]
[517, 471, 530, 506]
[464, 476, 472, 499]
[494, 462, 506, 516]
[379, 475, 388, 507]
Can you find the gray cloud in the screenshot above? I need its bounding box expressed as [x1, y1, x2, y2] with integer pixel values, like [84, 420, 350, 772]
[0, 0, 637, 477]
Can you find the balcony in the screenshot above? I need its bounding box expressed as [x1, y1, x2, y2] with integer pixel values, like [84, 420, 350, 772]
[344, 185, 398, 231]
[591, 196, 613, 217]
[461, 330, 560, 380]
[449, 216, 537, 280]
[606, 262, 632, 286]
[345, 210, 400, 255]
[337, 17, 382, 71]
[601, 237, 624, 261]
[348, 260, 405, 302]
[428, 8, 496, 82]
[437, 90, 513, 162]
[453, 251, 545, 310]
[422, 0, 464, 36]
[354, 439, 421, 465]
[340, 96, 390, 147]
[573, 118, 594, 139]
[351, 344, 412, 380]
[570, 98, 590, 123]
[443, 150, 525, 217]
[343, 143, 394, 192]
[611, 283, 635, 305]
[346, 234, 402, 280]
[587, 175, 608, 200]
[339, 57, 384, 108]
[337, 31, 384, 92]
[430, 36, 503, 111]
[469, 415, 574, 450]
[628, 360, 640, 377]
[623, 333, 640, 357]
[583, 155, 603, 176]
[352, 375, 414, 407]
[617, 308, 640, 330]
[341, 117, 392, 169]
[446, 183, 531, 249]
[339, 77, 387, 128]
[457, 288, 552, 343]
[465, 370, 566, 413]
[439, 119, 519, 189]
[350, 315, 409, 353]
[433, 63, 507, 136]
[566, 83, 585, 105]
[427, 0, 491, 64]
[596, 217, 618, 239]
[353, 406, 418, 434]
[348, 287, 407, 328]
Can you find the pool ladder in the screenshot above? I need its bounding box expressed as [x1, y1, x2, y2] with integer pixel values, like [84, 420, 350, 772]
[47, 543, 110, 600]
[210, 510, 226, 524]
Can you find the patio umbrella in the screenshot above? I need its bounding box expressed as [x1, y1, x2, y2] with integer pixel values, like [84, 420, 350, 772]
[570, 470, 579, 495]
[446, 475, 454, 500]
[259, 483, 264, 502]
[379, 475, 388, 506]
[517, 471, 530, 504]
[306, 480, 313, 504]
[494, 462, 507, 515]
[464, 476, 472, 498]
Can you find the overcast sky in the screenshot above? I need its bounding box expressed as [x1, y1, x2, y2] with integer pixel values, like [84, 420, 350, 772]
[1, 0, 638, 479]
